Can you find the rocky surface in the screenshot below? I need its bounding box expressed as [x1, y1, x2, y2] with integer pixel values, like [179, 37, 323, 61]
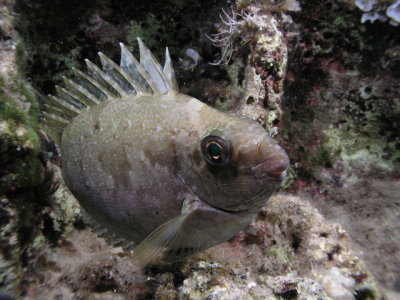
[0, 0, 399, 299]
[0, 0, 46, 296]
[20, 194, 381, 300]
[280, 0, 400, 294]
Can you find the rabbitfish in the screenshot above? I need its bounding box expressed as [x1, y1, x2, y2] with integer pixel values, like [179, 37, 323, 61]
[43, 38, 289, 266]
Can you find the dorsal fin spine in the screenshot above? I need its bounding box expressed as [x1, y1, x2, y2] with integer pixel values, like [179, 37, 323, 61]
[99, 52, 144, 96]
[72, 67, 113, 100]
[85, 58, 125, 98]
[63, 77, 101, 106]
[97, 53, 130, 96]
[57, 86, 89, 111]
[44, 39, 179, 131]
[137, 38, 171, 94]
[42, 111, 70, 127]
[119, 44, 150, 95]
[43, 103, 72, 119]
[120, 42, 159, 94]
[47, 95, 81, 117]
[163, 47, 179, 93]
[55, 86, 88, 111]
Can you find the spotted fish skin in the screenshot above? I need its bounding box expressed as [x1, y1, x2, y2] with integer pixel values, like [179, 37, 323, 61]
[45, 39, 289, 266]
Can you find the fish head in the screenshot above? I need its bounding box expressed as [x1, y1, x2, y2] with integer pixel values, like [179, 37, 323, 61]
[188, 116, 289, 212]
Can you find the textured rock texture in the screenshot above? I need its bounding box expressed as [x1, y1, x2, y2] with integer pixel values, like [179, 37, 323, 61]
[0, 0, 45, 296]
[281, 0, 399, 295]
[0, 0, 399, 299]
[20, 194, 382, 300]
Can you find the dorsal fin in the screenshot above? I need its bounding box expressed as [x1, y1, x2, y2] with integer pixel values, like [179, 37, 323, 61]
[42, 39, 179, 130]
[164, 47, 179, 91]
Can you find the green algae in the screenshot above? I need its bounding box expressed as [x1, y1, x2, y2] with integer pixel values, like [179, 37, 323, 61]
[323, 127, 400, 171]
[312, 143, 334, 169]
[214, 98, 228, 112]
[269, 245, 291, 265]
[281, 166, 296, 189]
[0, 101, 29, 126]
[127, 14, 168, 59]
[226, 61, 245, 90]
[0, 76, 40, 145]
[0, 75, 43, 194]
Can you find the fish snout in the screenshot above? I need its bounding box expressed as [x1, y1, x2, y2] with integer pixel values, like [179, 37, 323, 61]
[251, 150, 290, 180]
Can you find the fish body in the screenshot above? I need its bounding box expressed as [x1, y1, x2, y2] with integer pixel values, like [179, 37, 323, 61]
[44, 39, 289, 265]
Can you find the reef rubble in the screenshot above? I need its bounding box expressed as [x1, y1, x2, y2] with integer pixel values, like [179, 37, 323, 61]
[1, 0, 399, 299]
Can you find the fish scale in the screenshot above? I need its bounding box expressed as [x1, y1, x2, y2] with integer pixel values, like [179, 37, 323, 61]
[44, 38, 290, 267]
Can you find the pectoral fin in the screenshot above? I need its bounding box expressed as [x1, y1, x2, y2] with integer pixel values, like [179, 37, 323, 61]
[132, 212, 192, 267]
[132, 196, 255, 267]
[133, 195, 205, 267]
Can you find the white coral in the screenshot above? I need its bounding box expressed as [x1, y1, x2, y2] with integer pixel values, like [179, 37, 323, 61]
[354, 0, 400, 26]
[386, 0, 400, 24]
[355, 0, 377, 12]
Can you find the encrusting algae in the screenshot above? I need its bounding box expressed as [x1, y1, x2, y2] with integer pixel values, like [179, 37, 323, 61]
[43, 38, 289, 267]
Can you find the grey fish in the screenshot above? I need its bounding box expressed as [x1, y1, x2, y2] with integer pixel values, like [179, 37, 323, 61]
[43, 38, 289, 266]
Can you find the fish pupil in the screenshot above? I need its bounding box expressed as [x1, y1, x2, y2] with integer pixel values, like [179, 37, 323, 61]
[207, 142, 222, 159]
[200, 134, 231, 165]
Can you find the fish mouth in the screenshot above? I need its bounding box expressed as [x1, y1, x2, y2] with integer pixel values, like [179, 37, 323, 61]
[251, 155, 290, 180]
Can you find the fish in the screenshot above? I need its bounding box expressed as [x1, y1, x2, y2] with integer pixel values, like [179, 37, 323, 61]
[42, 38, 290, 266]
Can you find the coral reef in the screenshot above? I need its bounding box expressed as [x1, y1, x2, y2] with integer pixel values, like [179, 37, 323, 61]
[281, 0, 400, 294]
[0, 0, 399, 298]
[204, 3, 289, 135]
[179, 194, 381, 300]
[20, 194, 382, 299]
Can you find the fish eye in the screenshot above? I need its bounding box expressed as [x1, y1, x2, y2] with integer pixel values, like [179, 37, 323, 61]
[200, 135, 231, 165]
[207, 142, 222, 159]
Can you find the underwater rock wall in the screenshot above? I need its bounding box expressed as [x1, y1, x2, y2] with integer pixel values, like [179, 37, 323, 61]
[0, 0, 398, 299]
[0, 0, 45, 296]
[281, 0, 400, 294]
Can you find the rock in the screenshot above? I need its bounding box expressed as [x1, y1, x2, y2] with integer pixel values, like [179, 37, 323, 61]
[19, 194, 381, 299]
[0, 0, 398, 298]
